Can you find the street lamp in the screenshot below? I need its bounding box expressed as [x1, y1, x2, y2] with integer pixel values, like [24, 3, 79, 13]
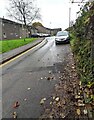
[70, 0, 89, 4]
[69, 7, 71, 31]
[50, 22, 51, 36]
[69, 0, 89, 28]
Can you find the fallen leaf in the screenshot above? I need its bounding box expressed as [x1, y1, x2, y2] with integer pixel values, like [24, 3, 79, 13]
[50, 101, 52, 105]
[55, 84, 58, 87]
[27, 88, 31, 90]
[78, 103, 85, 107]
[78, 92, 81, 95]
[41, 77, 43, 80]
[62, 99, 66, 105]
[75, 95, 81, 99]
[43, 98, 46, 101]
[55, 97, 60, 102]
[79, 81, 82, 86]
[72, 66, 75, 69]
[78, 99, 83, 103]
[24, 98, 27, 101]
[49, 115, 53, 118]
[80, 85, 82, 89]
[57, 101, 62, 107]
[53, 96, 55, 100]
[13, 101, 20, 108]
[83, 109, 88, 114]
[49, 71, 51, 74]
[58, 71, 61, 73]
[76, 109, 81, 115]
[51, 77, 54, 79]
[13, 112, 17, 118]
[47, 77, 51, 80]
[60, 113, 65, 118]
[40, 98, 46, 105]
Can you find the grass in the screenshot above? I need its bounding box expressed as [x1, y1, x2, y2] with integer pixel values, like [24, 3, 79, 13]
[0, 38, 37, 53]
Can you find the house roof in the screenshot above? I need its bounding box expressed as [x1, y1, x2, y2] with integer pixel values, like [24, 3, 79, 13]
[0, 18, 62, 31]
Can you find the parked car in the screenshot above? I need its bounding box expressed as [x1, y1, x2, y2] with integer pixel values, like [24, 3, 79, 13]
[55, 31, 70, 44]
[31, 33, 50, 38]
[31, 33, 40, 38]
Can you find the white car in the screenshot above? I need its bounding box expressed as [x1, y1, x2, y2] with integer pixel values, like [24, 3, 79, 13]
[55, 31, 70, 44]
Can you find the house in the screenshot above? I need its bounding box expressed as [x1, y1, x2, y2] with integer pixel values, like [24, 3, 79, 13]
[0, 18, 28, 40]
[0, 18, 62, 40]
[35, 25, 61, 35]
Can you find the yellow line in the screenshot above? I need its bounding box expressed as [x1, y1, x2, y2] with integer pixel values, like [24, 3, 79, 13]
[0, 41, 43, 68]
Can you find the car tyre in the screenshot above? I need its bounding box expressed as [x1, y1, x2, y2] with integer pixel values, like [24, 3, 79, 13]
[55, 42, 58, 45]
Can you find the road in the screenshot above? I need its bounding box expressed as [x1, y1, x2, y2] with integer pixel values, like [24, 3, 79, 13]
[2, 37, 71, 118]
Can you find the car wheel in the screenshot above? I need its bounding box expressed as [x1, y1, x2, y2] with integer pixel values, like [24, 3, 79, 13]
[55, 42, 58, 45]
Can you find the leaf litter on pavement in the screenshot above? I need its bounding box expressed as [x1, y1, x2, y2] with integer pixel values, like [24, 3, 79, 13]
[39, 51, 89, 119]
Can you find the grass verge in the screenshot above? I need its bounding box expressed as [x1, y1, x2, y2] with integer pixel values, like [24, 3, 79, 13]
[0, 38, 37, 53]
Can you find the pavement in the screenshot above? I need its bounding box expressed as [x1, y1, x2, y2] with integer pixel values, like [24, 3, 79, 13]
[0, 38, 47, 64]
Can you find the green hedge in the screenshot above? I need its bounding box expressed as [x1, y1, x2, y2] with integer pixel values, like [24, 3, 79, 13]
[70, 2, 94, 86]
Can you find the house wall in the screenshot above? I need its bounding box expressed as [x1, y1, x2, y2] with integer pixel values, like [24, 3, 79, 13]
[19, 27, 28, 38]
[1, 19, 29, 40]
[1, 18, 62, 40]
[35, 26, 61, 35]
[36, 26, 50, 34]
[52, 28, 62, 35]
[31, 28, 38, 34]
[2, 20, 21, 40]
[0, 18, 2, 40]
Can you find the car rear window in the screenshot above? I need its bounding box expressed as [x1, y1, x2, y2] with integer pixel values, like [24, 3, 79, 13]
[56, 31, 68, 36]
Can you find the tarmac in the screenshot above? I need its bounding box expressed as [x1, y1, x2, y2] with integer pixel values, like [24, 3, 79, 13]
[0, 38, 47, 64]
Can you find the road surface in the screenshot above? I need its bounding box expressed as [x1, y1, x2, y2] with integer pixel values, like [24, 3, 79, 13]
[2, 37, 71, 118]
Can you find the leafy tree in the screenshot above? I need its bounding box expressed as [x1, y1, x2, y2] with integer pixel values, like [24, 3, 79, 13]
[32, 22, 43, 27]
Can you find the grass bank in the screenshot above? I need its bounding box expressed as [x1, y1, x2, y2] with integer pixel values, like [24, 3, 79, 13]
[0, 38, 37, 53]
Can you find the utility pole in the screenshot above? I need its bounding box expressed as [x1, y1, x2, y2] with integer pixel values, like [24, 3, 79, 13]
[50, 22, 51, 36]
[69, 7, 71, 32]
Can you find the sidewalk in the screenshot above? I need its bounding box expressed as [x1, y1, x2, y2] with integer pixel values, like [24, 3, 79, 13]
[40, 48, 90, 119]
[0, 38, 45, 64]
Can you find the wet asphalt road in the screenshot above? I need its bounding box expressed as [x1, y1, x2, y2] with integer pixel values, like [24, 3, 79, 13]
[2, 37, 71, 118]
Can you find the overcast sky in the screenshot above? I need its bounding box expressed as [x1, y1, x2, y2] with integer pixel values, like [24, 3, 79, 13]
[0, 0, 88, 30]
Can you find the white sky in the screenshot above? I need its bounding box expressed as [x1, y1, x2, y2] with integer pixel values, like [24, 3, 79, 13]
[0, 0, 88, 30]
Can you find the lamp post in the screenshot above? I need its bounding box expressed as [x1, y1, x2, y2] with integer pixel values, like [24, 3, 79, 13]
[69, 0, 88, 29]
[70, 0, 88, 4]
[69, 7, 71, 32]
[50, 22, 51, 36]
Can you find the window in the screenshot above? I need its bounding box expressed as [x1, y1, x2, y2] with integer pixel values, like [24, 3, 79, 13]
[3, 33, 6, 39]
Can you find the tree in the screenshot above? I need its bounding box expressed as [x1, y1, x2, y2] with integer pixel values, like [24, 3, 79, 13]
[32, 22, 43, 27]
[7, 0, 41, 26]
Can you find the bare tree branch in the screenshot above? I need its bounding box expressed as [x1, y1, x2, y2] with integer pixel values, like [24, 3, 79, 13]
[7, 0, 41, 26]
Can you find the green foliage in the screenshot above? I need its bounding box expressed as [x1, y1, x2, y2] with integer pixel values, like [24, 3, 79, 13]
[70, 1, 94, 85]
[0, 38, 37, 53]
[32, 22, 43, 27]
